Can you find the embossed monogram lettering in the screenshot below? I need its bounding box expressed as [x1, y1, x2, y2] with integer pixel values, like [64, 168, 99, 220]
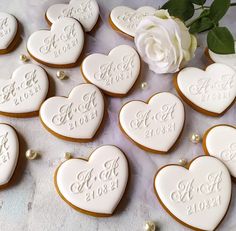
[60, 0, 94, 20]
[220, 143, 236, 162]
[0, 17, 10, 37]
[199, 171, 222, 194]
[0, 132, 10, 164]
[52, 103, 73, 126]
[130, 110, 151, 129]
[78, 91, 96, 113]
[70, 168, 93, 194]
[99, 157, 119, 181]
[156, 103, 176, 122]
[171, 179, 194, 202]
[117, 11, 151, 29]
[94, 54, 135, 86]
[189, 74, 235, 102]
[39, 23, 77, 57]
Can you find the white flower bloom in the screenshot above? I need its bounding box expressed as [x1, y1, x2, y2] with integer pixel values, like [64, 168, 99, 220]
[134, 12, 197, 74]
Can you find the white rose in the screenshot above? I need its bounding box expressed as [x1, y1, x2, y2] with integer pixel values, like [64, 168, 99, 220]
[134, 10, 197, 74]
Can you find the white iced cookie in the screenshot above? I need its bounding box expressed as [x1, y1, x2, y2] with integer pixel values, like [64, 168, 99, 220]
[208, 42, 236, 70]
[82, 45, 140, 96]
[0, 123, 19, 188]
[0, 64, 49, 117]
[54, 145, 129, 216]
[154, 156, 232, 231]
[0, 12, 18, 53]
[46, 0, 99, 32]
[110, 6, 156, 37]
[175, 63, 236, 116]
[40, 84, 104, 142]
[27, 18, 84, 67]
[119, 92, 185, 153]
[203, 124, 236, 179]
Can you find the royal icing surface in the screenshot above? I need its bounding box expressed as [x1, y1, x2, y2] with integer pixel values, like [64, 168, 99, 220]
[46, 0, 99, 32]
[55, 145, 129, 215]
[208, 42, 236, 70]
[0, 12, 17, 50]
[40, 84, 104, 140]
[205, 125, 236, 178]
[82, 45, 140, 95]
[176, 63, 236, 114]
[0, 124, 19, 186]
[110, 6, 156, 37]
[27, 18, 84, 66]
[154, 156, 231, 231]
[0, 64, 49, 115]
[119, 92, 185, 152]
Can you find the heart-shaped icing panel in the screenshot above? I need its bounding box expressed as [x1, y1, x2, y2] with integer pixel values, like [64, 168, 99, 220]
[27, 18, 84, 66]
[0, 64, 49, 116]
[82, 45, 140, 96]
[110, 6, 156, 37]
[175, 63, 236, 115]
[0, 12, 18, 50]
[46, 0, 99, 32]
[40, 84, 104, 141]
[154, 156, 231, 231]
[0, 124, 19, 187]
[208, 42, 236, 70]
[119, 92, 185, 153]
[204, 125, 236, 178]
[55, 145, 129, 216]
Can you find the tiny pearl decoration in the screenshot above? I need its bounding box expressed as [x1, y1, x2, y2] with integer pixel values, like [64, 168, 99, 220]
[178, 158, 187, 166]
[20, 54, 29, 62]
[190, 133, 201, 144]
[64, 152, 72, 160]
[56, 70, 67, 80]
[144, 221, 156, 231]
[141, 82, 148, 90]
[25, 149, 38, 160]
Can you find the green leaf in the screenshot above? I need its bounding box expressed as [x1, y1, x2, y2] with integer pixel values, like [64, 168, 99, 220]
[207, 27, 235, 54]
[191, 0, 206, 5]
[209, 0, 230, 22]
[190, 17, 214, 34]
[189, 10, 214, 34]
[161, 0, 194, 21]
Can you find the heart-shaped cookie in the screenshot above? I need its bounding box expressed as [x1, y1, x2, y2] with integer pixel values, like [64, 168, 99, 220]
[0, 12, 18, 54]
[203, 124, 236, 179]
[46, 0, 99, 32]
[54, 145, 129, 216]
[0, 123, 19, 188]
[154, 156, 231, 231]
[208, 41, 236, 70]
[175, 63, 236, 116]
[119, 92, 185, 153]
[82, 45, 140, 96]
[110, 6, 156, 37]
[27, 18, 84, 67]
[0, 64, 49, 117]
[40, 84, 104, 142]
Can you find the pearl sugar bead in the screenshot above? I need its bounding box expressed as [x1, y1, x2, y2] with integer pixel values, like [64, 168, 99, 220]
[25, 149, 38, 160]
[144, 221, 156, 231]
[56, 70, 67, 80]
[190, 133, 201, 144]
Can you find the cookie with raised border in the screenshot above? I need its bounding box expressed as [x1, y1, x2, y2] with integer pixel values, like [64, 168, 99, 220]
[27, 18, 84, 68]
[119, 92, 185, 153]
[154, 155, 232, 231]
[40, 83, 105, 142]
[174, 63, 236, 116]
[54, 145, 129, 217]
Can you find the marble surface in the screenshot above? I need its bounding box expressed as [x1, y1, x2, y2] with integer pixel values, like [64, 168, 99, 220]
[0, 0, 235, 230]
